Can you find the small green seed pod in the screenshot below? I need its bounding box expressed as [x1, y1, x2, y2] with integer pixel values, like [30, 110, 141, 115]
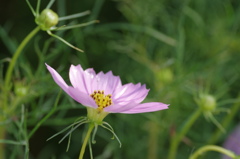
[14, 81, 28, 97]
[155, 68, 173, 89]
[198, 94, 216, 112]
[156, 68, 173, 84]
[35, 9, 59, 30]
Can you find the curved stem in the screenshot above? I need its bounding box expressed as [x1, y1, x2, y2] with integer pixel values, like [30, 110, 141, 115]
[78, 123, 95, 159]
[3, 26, 40, 108]
[4, 26, 40, 90]
[189, 145, 236, 159]
[168, 108, 202, 159]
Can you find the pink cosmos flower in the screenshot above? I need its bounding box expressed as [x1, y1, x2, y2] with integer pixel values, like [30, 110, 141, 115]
[45, 63, 169, 115]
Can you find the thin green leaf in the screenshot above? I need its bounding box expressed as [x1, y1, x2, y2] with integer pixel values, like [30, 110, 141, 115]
[46, 0, 55, 9]
[58, 11, 91, 21]
[47, 117, 87, 141]
[101, 122, 122, 148]
[26, 0, 36, 16]
[47, 30, 84, 52]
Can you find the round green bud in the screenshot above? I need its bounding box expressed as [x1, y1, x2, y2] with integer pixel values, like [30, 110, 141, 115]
[14, 81, 28, 97]
[154, 68, 173, 89]
[198, 94, 216, 112]
[156, 68, 173, 84]
[35, 9, 59, 30]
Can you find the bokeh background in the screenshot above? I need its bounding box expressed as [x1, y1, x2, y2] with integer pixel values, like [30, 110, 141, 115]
[1, 0, 240, 159]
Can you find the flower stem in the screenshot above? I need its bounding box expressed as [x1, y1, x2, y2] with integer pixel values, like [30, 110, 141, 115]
[3, 26, 40, 108]
[0, 124, 6, 159]
[0, 26, 40, 158]
[78, 123, 95, 159]
[168, 108, 202, 159]
[189, 145, 236, 159]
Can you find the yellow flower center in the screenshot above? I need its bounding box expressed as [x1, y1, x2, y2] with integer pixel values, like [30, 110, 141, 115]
[90, 90, 113, 112]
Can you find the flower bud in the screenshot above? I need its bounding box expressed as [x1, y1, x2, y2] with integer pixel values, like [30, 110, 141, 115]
[155, 68, 173, 90]
[14, 81, 28, 97]
[197, 94, 216, 112]
[35, 9, 59, 30]
[156, 68, 173, 84]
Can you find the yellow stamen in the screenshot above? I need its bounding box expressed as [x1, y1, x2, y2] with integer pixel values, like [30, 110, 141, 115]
[90, 90, 113, 113]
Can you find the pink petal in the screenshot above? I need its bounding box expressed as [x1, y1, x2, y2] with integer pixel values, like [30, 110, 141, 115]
[69, 65, 95, 95]
[45, 63, 70, 94]
[67, 87, 97, 108]
[113, 83, 140, 99]
[114, 83, 149, 104]
[92, 71, 122, 95]
[104, 101, 139, 113]
[83, 68, 97, 94]
[119, 102, 169, 114]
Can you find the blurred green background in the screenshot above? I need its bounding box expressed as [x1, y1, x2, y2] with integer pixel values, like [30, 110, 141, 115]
[1, 0, 240, 159]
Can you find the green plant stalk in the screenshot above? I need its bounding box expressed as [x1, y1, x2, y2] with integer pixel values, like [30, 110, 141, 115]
[79, 123, 95, 159]
[3, 26, 40, 108]
[208, 94, 240, 144]
[0, 115, 6, 159]
[1, 27, 40, 157]
[168, 108, 202, 159]
[0, 114, 6, 159]
[189, 145, 236, 159]
[147, 121, 159, 159]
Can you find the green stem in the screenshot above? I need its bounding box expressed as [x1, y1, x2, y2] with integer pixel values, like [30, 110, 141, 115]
[189, 145, 236, 159]
[78, 123, 95, 159]
[168, 108, 202, 159]
[3, 26, 40, 108]
[0, 116, 6, 159]
[0, 125, 6, 159]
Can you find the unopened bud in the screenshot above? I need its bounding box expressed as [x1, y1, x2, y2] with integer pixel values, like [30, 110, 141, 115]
[35, 9, 59, 30]
[14, 81, 28, 97]
[156, 68, 173, 84]
[198, 94, 216, 112]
